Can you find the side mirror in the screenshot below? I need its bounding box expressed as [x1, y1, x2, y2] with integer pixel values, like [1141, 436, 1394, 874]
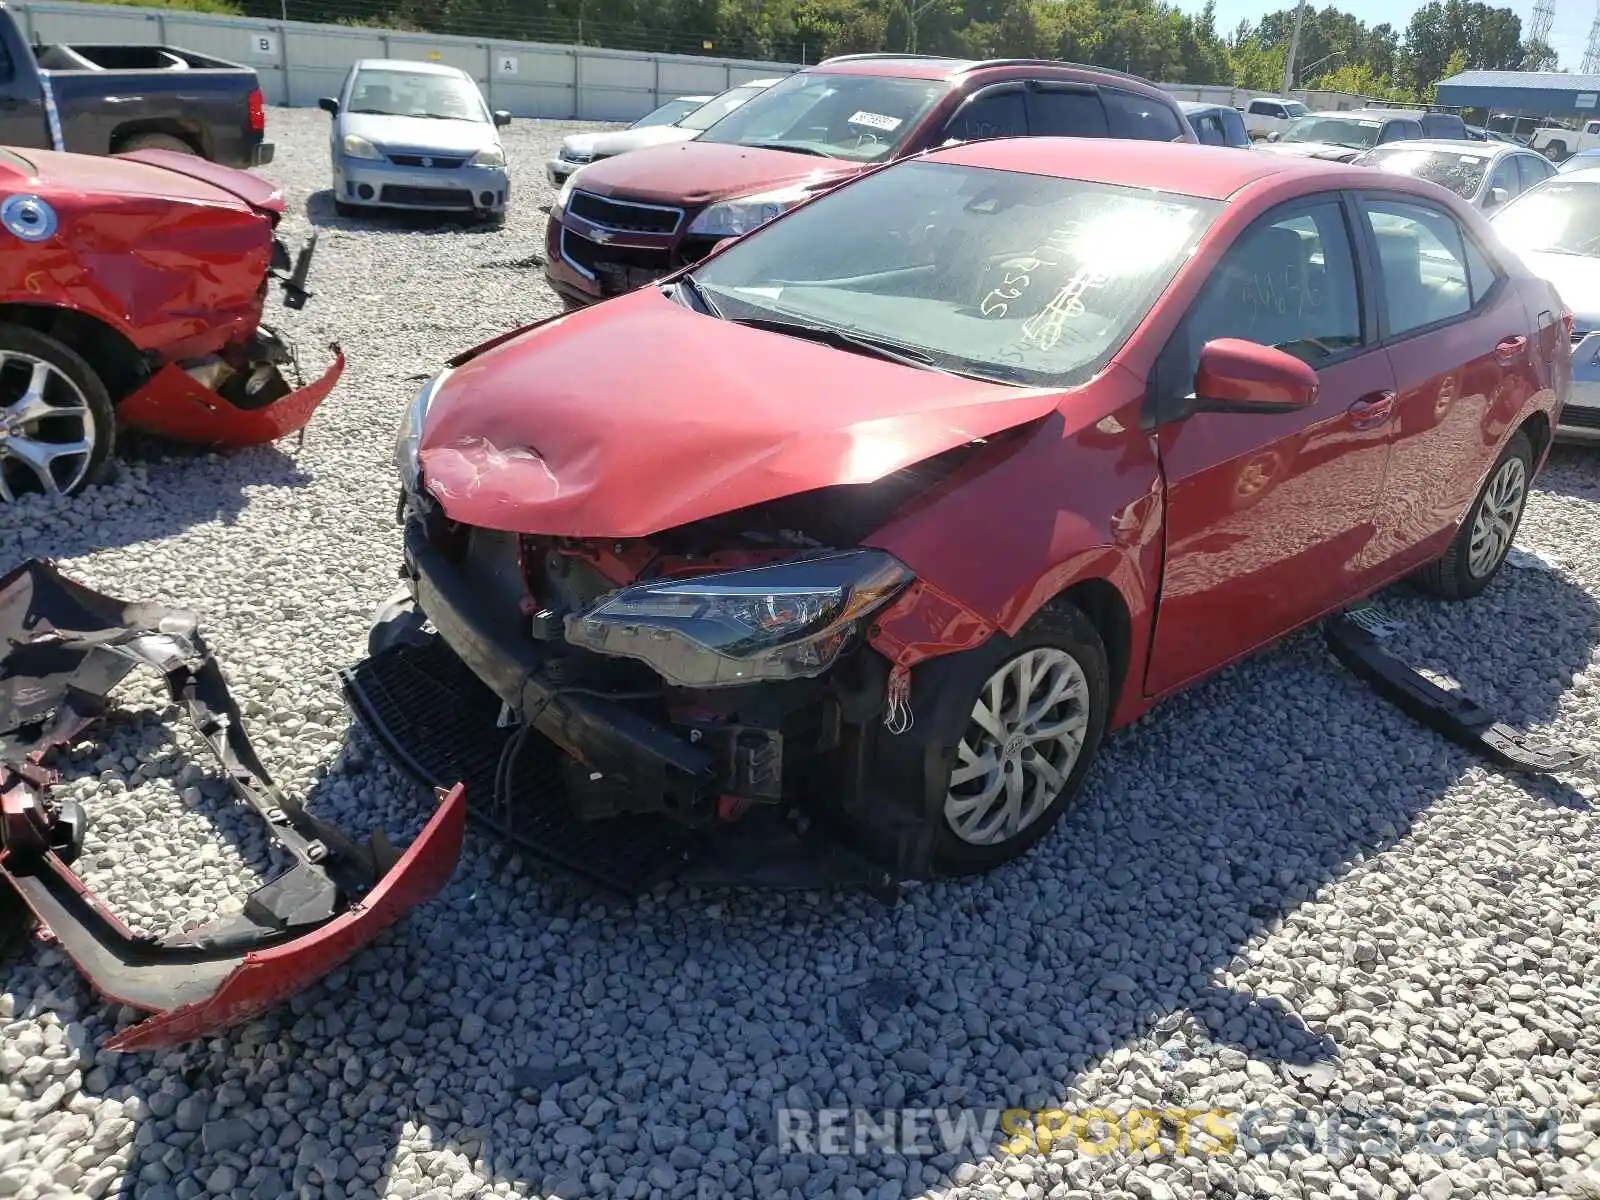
[1266, 130, 1281, 142]
[1486, 186, 1509, 209]
[1194, 339, 1319, 413]
[493, 110, 512, 127]
[318, 96, 339, 116]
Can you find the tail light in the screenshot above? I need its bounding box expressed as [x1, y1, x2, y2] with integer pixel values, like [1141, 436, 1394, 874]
[248, 88, 265, 134]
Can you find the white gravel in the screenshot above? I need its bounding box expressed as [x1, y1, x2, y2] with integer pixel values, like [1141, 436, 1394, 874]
[3, 106, 1600, 1200]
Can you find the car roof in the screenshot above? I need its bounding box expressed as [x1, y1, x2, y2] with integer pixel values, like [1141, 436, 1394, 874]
[1368, 138, 1510, 156]
[353, 58, 469, 78]
[927, 137, 1317, 200]
[813, 54, 1169, 92]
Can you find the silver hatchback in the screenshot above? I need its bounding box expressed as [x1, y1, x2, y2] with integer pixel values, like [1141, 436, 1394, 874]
[320, 59, 511, 222]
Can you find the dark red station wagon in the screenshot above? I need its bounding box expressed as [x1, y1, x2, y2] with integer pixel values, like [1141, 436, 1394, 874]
[544, 54, 1196, 307]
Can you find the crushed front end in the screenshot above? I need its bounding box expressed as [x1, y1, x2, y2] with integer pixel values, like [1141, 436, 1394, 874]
[0, 560, 464, 1051]
[345, 484, 936, 896]
[117, 234, 345, 448]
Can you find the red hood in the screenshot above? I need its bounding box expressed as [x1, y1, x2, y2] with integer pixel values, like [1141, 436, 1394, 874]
[418, 289, 1064, 538]
[567, 140, 862, 206]
[4, 148, 283, 215]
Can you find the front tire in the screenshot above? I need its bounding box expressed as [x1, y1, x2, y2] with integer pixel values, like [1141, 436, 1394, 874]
[1414, 430, 1532, 600]
[0, 325, 115, 499]
[893, 603, 1111, 876]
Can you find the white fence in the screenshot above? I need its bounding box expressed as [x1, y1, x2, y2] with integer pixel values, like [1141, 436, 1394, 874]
[10, 0, 799, 120]
[8, 0, 1378, 123]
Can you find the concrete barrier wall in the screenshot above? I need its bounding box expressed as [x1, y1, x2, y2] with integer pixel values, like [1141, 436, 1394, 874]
[9, 2, 1378, 123]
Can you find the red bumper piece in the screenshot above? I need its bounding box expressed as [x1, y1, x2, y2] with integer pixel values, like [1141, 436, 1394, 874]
[118, 345, 345, 449]
[103, 784, 465, 1051]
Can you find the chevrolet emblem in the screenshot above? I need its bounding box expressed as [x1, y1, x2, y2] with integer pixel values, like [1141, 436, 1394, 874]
[590, 229, 613, 244]
[422, 156, 433, 168]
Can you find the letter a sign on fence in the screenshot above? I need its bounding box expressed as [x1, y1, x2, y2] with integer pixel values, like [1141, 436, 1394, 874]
[498, 55, 519, 75]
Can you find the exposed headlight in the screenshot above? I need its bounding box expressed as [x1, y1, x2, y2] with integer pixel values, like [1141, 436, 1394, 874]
[469, 145, 506, 169]
[560, 141, 594, 164]
[565, 550, 914, 688]
[686, 183, 814, 239]
[394, 368, 451, 494]
[341, 134, 383, 161]
[553, 173, 577, 215]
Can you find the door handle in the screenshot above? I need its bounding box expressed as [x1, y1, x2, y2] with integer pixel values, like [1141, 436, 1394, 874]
[1495, 334, 1528, 364]
[1347, 390, 1395, 428]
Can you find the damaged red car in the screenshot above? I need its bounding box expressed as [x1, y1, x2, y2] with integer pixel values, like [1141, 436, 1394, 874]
[349, 139, 1567, 892]
[0, 145, 341, 497]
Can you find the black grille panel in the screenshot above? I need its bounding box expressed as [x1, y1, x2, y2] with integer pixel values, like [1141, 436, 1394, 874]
[379, 184, 474, 208]
[1561, 404, 1600, 429]
[568, 190, 681, 234]
[561, 229, 671, 295]
[387, 153, 466, 169]
[341, 637, 690, 894]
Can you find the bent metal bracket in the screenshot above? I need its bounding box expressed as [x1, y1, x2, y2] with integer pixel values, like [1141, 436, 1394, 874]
[0, 559, 464, 1051]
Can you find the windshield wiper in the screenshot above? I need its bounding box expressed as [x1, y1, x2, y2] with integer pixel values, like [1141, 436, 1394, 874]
[742, 142, 836, 158]
[729, 315, 950, 373]
[666, 273, 722, 318]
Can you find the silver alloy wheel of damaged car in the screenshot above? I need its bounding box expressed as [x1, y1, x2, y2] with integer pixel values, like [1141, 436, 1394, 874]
[1467, 455, 1527, 579]
[0, 346, 100, 497]
[945, 646, 1092, 846]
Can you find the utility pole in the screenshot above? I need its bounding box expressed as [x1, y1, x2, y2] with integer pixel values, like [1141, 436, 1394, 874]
[1282, 0, 1307, 95]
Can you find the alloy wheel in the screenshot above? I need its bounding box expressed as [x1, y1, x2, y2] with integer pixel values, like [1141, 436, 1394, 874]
[0, 350, 97, 498]
[944, 647, 1092, 847]
[1467, 455, 1527, 579]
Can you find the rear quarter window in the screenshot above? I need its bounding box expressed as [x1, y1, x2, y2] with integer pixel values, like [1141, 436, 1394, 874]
[1102, 89, 1185, 141]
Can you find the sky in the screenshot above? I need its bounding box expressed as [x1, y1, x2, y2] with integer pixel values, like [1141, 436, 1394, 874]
[1171, 0, 1596, 72]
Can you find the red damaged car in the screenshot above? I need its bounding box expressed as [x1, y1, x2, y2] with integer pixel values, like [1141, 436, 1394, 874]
[352, 139, 1567, 889]
[0, 145, 340, 496]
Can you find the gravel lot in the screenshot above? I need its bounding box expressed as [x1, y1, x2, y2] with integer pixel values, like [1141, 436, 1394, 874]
[4, 105, 1600, 1200]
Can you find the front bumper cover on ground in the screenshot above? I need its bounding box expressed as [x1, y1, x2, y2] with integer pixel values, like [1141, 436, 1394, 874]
[0, 560, 465, 1051]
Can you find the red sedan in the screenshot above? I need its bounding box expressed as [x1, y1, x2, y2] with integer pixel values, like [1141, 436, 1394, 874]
[367, 138, 1568, 880]
[0, 146, 340, 497]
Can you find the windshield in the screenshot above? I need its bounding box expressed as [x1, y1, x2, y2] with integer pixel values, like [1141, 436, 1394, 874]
[689, 161, 1220, 386]
[694, 71, 948, 161]
[1357, 147, 1491, 198]
[1282, 116, 1381, 148]
[1284, 101, 1310, 118]
[676, 83, 770, 132]
[348, 69, 486, 121]
[1492, 180, 1600, 256]
[633, 97, 705, 129]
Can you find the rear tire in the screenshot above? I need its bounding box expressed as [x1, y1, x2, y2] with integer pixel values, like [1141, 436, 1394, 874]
[0, 324, 115, 499]
[1413, 430, 1533, 600]
[117, 132, 199, 157]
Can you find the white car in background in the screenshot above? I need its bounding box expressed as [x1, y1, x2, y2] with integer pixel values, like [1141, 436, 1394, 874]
[1238, 96, 1308, 141]
[1490, 167, 1600, 441]
[1353, 140, 1556, 211]
[545, 78, 781, 186]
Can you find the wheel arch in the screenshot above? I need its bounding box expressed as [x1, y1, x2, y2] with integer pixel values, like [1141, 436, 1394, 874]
[111, 120, 210, 159]
[1043, 577, 1134, 720]
[0, 304, 147, 402]
[1518, 408, 1552, 469]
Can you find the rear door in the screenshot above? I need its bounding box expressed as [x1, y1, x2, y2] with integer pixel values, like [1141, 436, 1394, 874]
[1145, 193, 1399, 694]
[1354, 191, 1537, 575]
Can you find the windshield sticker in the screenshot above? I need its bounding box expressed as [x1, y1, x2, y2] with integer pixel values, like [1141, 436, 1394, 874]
[847, 111, 903, 132]
[979, 253, 1058, 319]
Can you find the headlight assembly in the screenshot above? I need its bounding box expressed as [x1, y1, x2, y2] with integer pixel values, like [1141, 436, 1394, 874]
[685, 183, 815, 239]
[394, 367, 451, 494]
[565, 550, 915, 688]
[341, 134, 383, 161]
[469, 145, 507, 169]
[553, 173, 577, 216]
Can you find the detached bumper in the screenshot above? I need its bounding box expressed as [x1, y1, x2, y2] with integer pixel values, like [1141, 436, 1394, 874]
[118, 343, 345, 448]
[0, 560, 465, 1050]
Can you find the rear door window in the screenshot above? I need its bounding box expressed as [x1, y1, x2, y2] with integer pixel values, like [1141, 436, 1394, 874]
[946, 87, 1027, 142]
[1102, 88, 1184, 140]
[1191, 113, 1224, 146]
[1025, 85, 1109, 137]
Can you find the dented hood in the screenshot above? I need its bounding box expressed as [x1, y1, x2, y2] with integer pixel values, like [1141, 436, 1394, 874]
[564, 140, 861, 206]
[6, 147, 282, 215]
[418, 289, 1063, 538]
